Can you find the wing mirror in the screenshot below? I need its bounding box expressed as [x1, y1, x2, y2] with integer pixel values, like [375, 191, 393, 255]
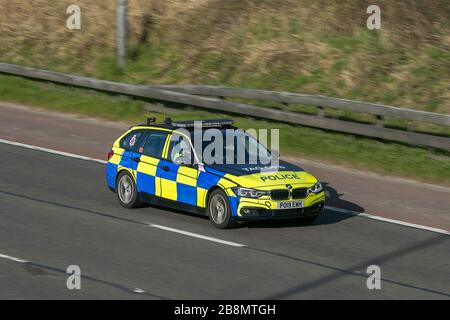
[194, 162, 206, 172]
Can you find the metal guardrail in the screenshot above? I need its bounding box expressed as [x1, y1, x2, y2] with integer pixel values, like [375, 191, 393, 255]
[151, 85, 450, 127]
[1, 62, 449, 150]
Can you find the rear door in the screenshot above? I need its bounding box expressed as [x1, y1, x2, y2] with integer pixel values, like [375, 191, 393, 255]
[134, 129, 170, 197]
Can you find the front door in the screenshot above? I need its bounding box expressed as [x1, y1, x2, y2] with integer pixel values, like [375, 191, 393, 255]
[158, 133, 199, 206]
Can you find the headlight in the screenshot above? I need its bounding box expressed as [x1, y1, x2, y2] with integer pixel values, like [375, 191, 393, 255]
[308, 182, 323, 194]
[232, 187, 269, 198]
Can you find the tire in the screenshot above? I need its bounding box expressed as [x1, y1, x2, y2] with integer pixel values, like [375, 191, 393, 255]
[207, 189, 236, 229]
[116, 171, 142, 208]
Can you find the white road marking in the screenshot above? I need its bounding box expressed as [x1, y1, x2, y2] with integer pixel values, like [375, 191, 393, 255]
[132, 288, 146, 294]
[0, 253, 28, 263]
[0, 138, 107, 164]
[148, 223, 246, 247]
[0, 138, 448, 236]
[326, 206, 450, 236]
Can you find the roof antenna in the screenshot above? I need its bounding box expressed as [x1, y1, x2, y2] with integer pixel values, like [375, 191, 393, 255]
[164, 117, 172, 125]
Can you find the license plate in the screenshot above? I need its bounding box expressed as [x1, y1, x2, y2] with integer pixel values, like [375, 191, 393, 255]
[277, 201, 304, 210]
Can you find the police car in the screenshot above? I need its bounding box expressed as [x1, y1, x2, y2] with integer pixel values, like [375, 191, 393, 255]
[106, 118, 325, 228]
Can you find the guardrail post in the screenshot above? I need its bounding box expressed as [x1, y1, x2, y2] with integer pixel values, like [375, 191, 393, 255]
[281, 102, 289, 111]
[116, 0, 128, 68]
[375, 115, 384, 127]
[406, 121, 416, 132]
[317, 106, 325, 117]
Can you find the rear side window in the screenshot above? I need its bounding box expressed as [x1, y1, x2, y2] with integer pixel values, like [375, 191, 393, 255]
[120, 131, 144, 150]
[140, 130, 169, 158]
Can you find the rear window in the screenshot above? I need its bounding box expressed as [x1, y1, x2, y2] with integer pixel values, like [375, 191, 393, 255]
[120, 131, 144, 150]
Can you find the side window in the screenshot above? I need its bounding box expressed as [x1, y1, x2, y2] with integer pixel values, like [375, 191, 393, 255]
[141, 131, 169, 158]
[120, 131, 144, 151]
[168, 133, 194, 165]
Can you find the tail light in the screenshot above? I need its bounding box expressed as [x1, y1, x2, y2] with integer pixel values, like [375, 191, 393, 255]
[107, 149, 114, 161]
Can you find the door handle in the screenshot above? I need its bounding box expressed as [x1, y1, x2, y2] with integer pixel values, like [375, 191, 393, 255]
[162, 165, 170, 172]
[132, 157, 140, 163]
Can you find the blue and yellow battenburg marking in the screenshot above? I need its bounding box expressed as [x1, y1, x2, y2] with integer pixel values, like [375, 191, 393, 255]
[105, 128, 240, 214]
[106, 127, 325, 217]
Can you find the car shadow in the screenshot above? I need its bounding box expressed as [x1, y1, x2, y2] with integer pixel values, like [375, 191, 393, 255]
[323, 182, 364, 213]
[240, 182, 365, 229]
[139, 182, 365, 229]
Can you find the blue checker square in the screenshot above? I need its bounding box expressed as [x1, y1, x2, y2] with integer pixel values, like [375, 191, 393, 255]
[156, 160, 179, 181]
[118, 150, 132, 167]
[106, 163, 118, 188]
[177, 183, 197, 206]
[137, 172, 156, 195]
[130, 154, 141, 171]
[228, 196, 239, 216]
[197, 171, 222, 190]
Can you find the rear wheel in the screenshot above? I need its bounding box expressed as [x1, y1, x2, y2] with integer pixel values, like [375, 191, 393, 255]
[207, 189, 235, 229]
[116, 171, 141, 208]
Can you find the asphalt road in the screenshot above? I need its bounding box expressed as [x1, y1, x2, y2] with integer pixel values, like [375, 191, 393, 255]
[0, 143, 449, 299]
[2, 102, 450, 230]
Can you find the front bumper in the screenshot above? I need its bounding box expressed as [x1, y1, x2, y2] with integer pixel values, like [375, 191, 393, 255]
[235, 191, 325, 221]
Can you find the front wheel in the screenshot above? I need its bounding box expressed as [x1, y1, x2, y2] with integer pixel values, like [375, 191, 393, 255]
[116, 171, 141, 208]
[207, 189, 236, 229]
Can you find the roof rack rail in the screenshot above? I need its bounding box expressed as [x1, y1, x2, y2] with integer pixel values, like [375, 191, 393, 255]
[137, 117, 234, 129]
[170, 119, 234, 128]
